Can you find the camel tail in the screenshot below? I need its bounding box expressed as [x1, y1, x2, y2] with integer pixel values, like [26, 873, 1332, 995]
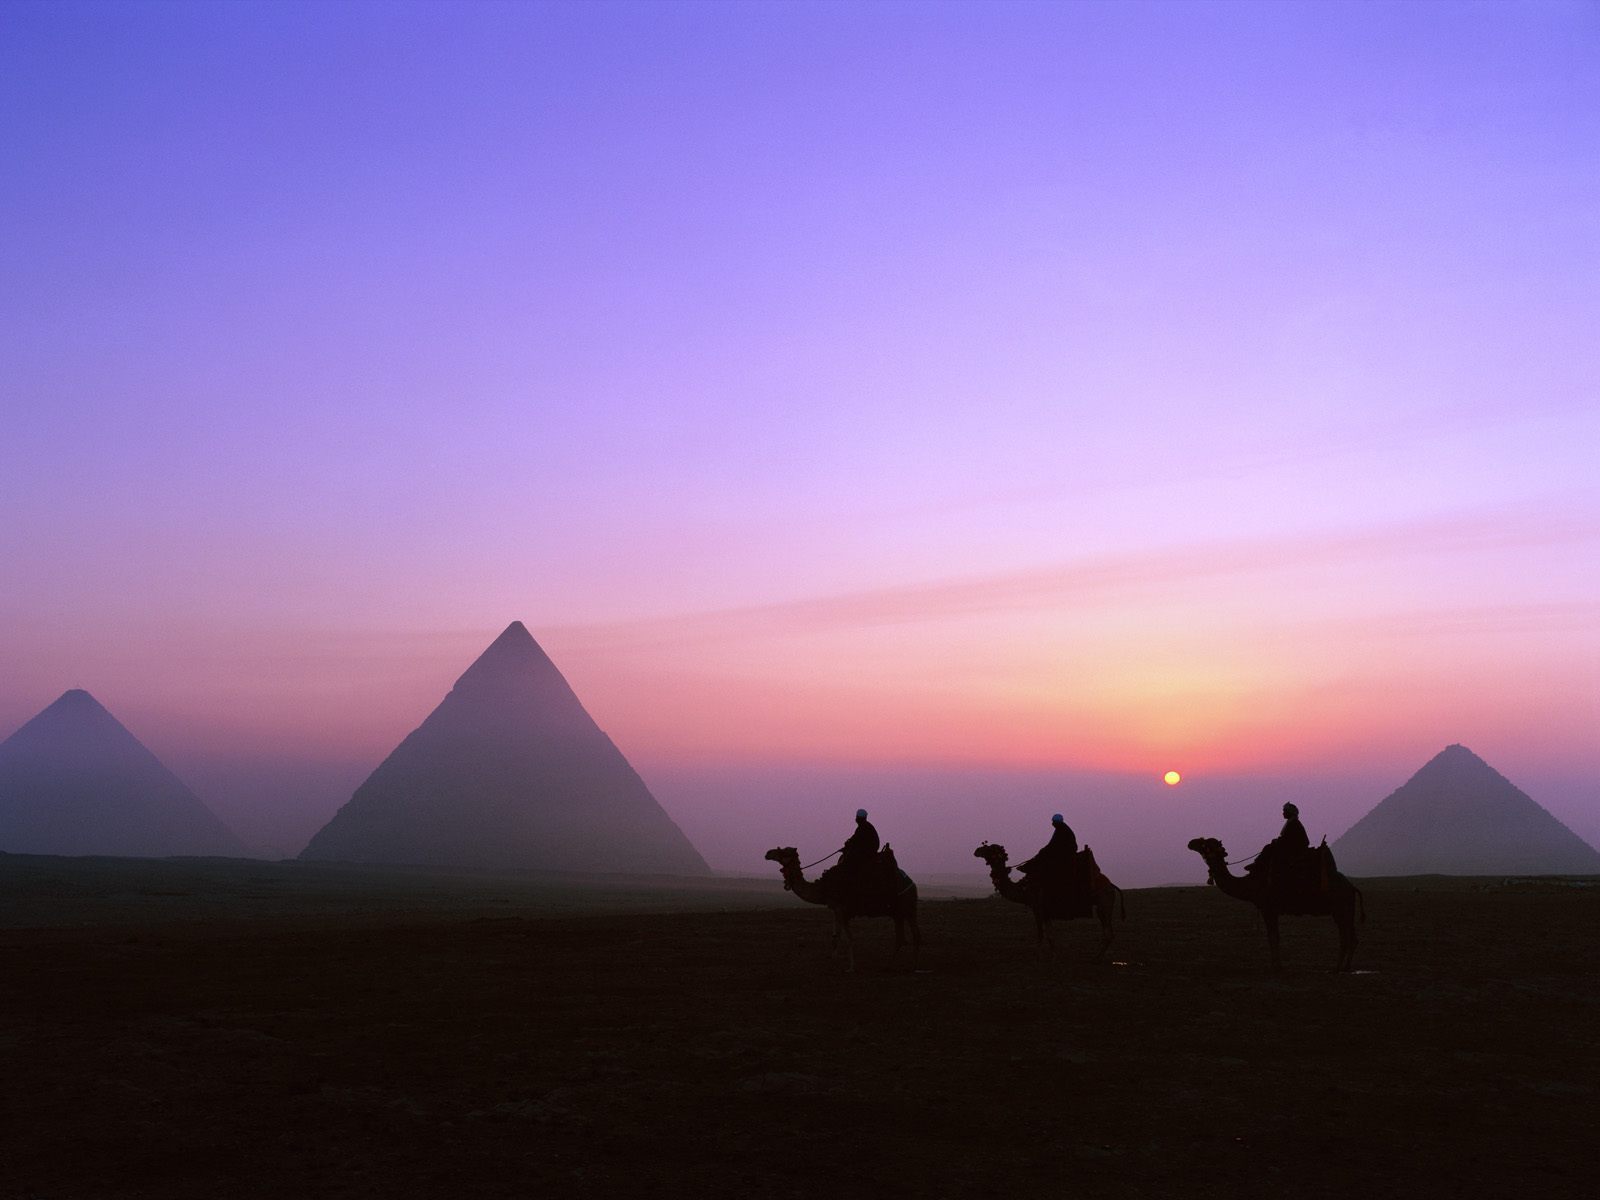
[1117, 886, 1126, 921]
[1355, 885, 1366, 925]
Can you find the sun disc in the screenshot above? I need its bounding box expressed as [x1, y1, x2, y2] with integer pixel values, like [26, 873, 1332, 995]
[1164, 770, 1181, 786]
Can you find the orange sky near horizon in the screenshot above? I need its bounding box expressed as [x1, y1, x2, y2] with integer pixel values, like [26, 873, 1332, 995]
[4, 511, 1591, 791]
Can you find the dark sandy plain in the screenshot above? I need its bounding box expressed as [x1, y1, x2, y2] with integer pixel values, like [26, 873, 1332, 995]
[2, 855, 1595, 1199]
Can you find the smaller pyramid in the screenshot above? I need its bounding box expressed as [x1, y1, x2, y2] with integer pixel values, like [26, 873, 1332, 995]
[0, 690, 244, 857]
[1333, 745, 1600, 876]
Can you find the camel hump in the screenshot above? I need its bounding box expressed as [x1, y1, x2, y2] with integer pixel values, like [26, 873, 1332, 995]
[878, 845, 914, 892]
[1077, 845, 1116, 894]
[1318, 841, 1340, 887]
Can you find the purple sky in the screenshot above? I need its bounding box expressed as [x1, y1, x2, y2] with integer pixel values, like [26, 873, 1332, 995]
[2, 1, 1596, 881]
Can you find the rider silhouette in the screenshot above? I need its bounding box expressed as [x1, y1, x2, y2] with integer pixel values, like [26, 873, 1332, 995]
[840, 806, 878, 870]
[1279, 803, 1309, 853]
[1247, 802, 1310, 877]
[1018, 814, 1077, 883]
[830, 808, 884, 903]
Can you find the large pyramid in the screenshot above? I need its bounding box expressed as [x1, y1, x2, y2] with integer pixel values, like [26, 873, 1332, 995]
[1333, 744, 1600, 876]
[0, 689, 245, 857]
[300, 622, 709, 874]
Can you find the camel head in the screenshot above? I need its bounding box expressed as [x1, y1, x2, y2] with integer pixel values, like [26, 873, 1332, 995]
[1187, 837, 1227, 881]
[764, 847, 799, 869]
[764, 847, 802, 891]
[972, 842, 1010, 870]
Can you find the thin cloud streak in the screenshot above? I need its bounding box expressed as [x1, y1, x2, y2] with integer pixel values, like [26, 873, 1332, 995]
[1306, 601, 1600, 642]
[550, 504, 1600, 651]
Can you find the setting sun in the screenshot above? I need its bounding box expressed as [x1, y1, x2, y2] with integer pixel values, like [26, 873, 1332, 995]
[1164, 770, 1182, 785]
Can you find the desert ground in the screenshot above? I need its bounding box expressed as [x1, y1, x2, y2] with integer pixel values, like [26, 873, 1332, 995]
[1, 856, 1595, 1199]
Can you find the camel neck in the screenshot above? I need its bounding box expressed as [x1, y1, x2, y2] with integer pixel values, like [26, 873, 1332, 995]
[1207, 857, 1255, 901]
[782, 863, 826, 905]
[987, 864, 1027, 903]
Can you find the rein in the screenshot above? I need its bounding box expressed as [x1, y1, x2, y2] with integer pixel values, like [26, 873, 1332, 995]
[1225, 851, 1259, 867]
[800, 848, 842, 871]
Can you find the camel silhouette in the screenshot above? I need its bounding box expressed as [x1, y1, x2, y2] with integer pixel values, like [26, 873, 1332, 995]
[763, 846, 920, 973]
[1187, 837, 1364, 971]
[973, 841, 1124, 960]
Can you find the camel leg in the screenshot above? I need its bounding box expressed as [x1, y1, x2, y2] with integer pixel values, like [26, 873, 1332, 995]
[1095, 904, 1114, 962]
[1335, 905, 1357, 972]
[1263, 910, 1282, 971]
[891, 912, 919, 971]
[839, 916, 855, 974]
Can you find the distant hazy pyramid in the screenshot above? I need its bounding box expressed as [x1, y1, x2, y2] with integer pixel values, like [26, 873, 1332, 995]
[0, 689, 245, 857]
[1333, 744, 1600, 876]
[300, 622, 709, 873]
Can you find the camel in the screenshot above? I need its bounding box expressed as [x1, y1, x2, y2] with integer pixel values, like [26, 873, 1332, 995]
[972, 842, 1124, 960]
[763, 846, 920, 972]
[1187, 837, 1365, 972]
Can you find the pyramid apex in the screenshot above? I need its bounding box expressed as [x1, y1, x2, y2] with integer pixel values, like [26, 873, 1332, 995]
[47, 688, 111, 717]
[450, 620, 554, 692]
[1427, 743, 1487, 766]
[480, 620, 538, 657]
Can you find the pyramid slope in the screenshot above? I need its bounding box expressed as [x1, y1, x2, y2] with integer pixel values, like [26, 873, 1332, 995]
[300, 622, 709, 874]
[0, 690, 245, 857]
[1333, 745, 1600, 876]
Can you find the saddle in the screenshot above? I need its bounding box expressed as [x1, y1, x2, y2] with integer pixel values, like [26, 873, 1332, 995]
[1255, 841, 1338, 900]
[1021, 848, 1096, 918]
[820, 846, 910, 911]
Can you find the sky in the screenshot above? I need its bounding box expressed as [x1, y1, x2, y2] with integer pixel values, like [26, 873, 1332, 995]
[2, 0, 1596, 882]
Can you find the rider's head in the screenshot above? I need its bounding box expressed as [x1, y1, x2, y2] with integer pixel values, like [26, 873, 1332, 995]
[856, 808, 868, 822]
[1051, 813, 1064, 826]
[1283, 802, 1299, 819]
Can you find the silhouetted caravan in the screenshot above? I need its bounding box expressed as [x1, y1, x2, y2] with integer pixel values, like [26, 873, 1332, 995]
[0, 689, 244, 857]
[764, 845, 920, 972]
[1187, 836, 1364, 971]
[972, 841, 1124, 959]
[300, 622, 708, 874]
